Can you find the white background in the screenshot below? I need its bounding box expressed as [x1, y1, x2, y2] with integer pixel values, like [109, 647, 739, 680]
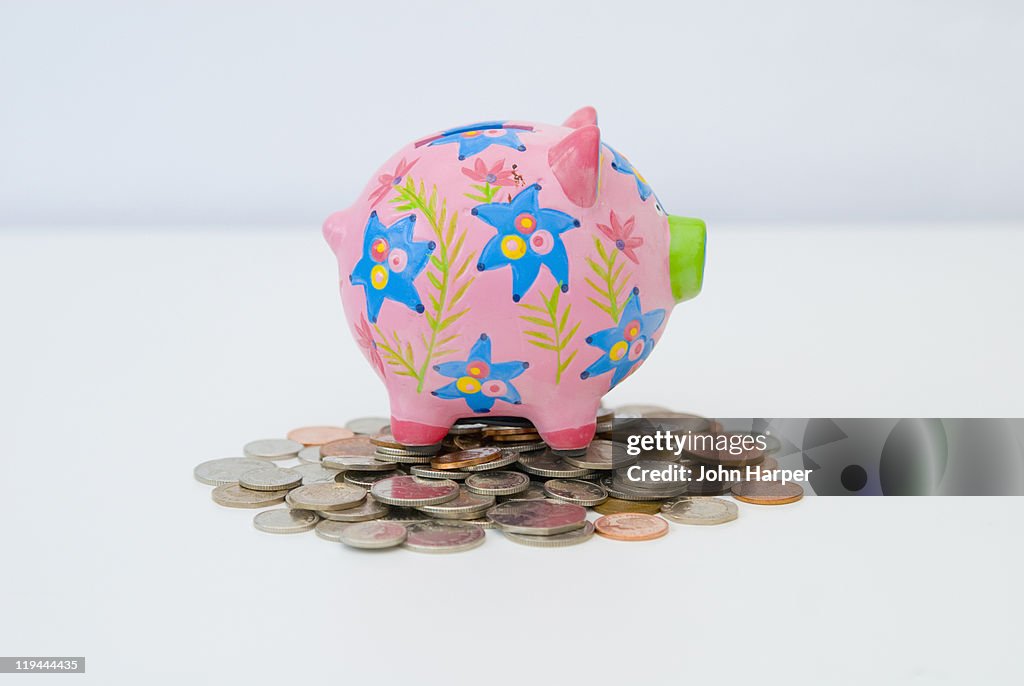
[2, 1, 1024, 684]
[2, 227, 1023, 684]
[2, 0, 1023, 226]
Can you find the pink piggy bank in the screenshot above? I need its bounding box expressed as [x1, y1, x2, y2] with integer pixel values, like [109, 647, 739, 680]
[323, 107, 705, 451]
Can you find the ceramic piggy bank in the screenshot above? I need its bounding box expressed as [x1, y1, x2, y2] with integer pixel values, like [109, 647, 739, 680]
[324, 107, 705, 451]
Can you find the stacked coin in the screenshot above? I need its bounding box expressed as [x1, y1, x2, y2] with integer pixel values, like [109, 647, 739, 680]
[195, 411, 801, 552]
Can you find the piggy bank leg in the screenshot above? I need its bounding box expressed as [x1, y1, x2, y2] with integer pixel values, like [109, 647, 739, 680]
[389, 415, 450, 447]
[529, 403, 600, 453]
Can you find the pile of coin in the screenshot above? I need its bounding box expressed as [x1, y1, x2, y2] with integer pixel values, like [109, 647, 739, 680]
[193, 408, 803, 553]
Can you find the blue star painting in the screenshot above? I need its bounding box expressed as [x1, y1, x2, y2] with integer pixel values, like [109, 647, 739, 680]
[580, 289, 666, 388]
[605, 144, 653, 201]
[428, 121, 530, 160]
[472, 184, 580, 302]
[431, 333, 528, 413]
[349, 211, 435, 323]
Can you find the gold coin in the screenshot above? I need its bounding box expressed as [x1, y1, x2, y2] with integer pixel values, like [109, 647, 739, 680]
[593, 497, 662, 516]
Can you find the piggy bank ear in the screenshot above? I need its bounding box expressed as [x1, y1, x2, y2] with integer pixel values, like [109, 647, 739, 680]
[548, 124, 600, 208]
[562, 106, 598, 128]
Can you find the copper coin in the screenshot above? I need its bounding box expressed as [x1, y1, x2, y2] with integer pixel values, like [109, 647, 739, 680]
[370, 475, 460, 507]
[321, 435, 378, 458]
[482, 425, 538, 437]
[369, 432, 404, 449]
[731, 480, 804, 505]
[430, 447, 501, 470]
[594, 498, 662, 516]
[286, 426, 355, 446]
[684, 432, 765, 467]
[594, 513, 669, 541]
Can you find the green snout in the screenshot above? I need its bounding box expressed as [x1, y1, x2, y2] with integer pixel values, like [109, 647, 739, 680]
[667, 215, 706, 304]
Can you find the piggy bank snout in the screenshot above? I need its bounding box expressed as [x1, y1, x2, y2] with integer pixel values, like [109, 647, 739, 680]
[668, 215, 706, 304]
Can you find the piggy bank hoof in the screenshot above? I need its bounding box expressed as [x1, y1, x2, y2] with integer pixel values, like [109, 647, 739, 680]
[389, 418, 449, 447]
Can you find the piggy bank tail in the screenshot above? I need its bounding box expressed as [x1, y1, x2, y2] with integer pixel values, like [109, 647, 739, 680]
[322, 208, 353, 256]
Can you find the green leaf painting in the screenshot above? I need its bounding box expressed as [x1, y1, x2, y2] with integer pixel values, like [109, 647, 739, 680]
[518, 285, 580, 384]
[387, 177, 476, 392]
[585, 236, 632, 323]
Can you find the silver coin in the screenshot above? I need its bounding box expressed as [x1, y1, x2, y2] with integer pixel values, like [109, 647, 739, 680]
[297, 446, 323, 464]
[243, 438, 303, 460]
[211, 483, 290, 508]
[370, 476, 460, 507]
[253, 508, 319, 534]
[417, 487, 495, 519]
[316, 496, 389, 522]
[285, 482, 366, 511]
[643, 412, 713, 433]
[614, 403, 673, 418]
[339, 521, 408, 550]
[495, 441, 547, 454]
[599, 476, 670, 502]
[370, 436, 439, 455]
[342, 469, 405, 487]
[504, 520, 596, 548]
[499, 482, 547, 501]
[315, 519, 353, 542]
[194, 457, 273, 486]
[461, 451, 519, 472]
[378, 507, 431, 523]
[543, 479, 608, 507]
[562, 440, 628, 470]
[373, 451, 434, 464]
[661, 497, 738, 525]
[322, 454, 397, 471]
[465, 471, 531, 496]
[345, 416, 391, 435]
[447, 421, 488, 435]
[463, 518, 499, 529]
[238, 466, 302, 492]
[290, 462, 341, 485]
[517, 450, 596, 479]
[486, 499, 588, 535]
[402, 521, 485, 553]
[410, 465, 470, 480]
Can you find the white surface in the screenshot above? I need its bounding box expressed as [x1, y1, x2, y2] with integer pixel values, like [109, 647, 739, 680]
[2, 225, 1023, 684]
[3, 0, 1024, 226]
